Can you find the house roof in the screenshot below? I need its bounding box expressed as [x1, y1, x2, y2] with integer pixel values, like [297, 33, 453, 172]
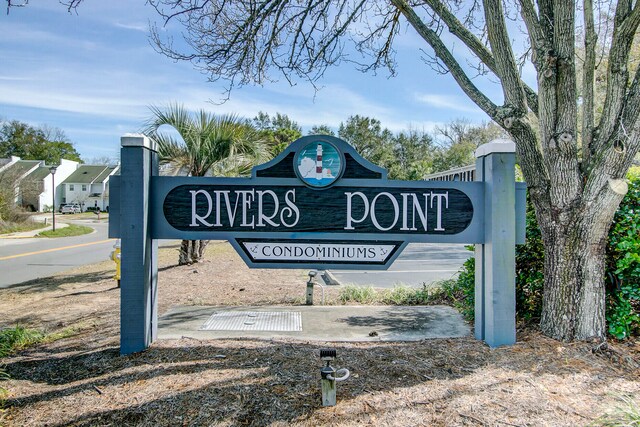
[62, 165, 115, 184]
[25, 166, 52, 182]
[0, 160, 41, 182]
[94, 165, 118, 182]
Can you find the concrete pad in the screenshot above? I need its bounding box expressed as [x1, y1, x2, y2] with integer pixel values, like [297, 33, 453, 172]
[158, 305, 471, 342]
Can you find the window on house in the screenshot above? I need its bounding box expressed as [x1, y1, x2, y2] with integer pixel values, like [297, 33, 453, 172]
[69, 184, 74, 191]
[82, 185, 87, 191]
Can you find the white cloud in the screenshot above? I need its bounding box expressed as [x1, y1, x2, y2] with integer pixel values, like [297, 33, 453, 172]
[114, 22, 149, 32]
[414, 93, 481, 113]
[0, 85, 147, 119]
[0, 76, 32, 81]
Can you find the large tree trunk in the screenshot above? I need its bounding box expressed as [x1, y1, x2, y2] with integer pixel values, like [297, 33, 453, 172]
[178, 239, 209, 265]
[535, 179, 627, 341]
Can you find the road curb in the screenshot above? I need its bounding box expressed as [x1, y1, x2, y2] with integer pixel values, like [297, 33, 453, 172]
[0, 222, 70, 239]
[321, 270, 341, 286]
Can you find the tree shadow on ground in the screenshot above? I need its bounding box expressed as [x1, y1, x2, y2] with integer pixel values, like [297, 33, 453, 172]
[336, 306, 469, 338]
[3, 270, 114, 294]
[4, 339, 487, 425]
[4, 334, 622, 427]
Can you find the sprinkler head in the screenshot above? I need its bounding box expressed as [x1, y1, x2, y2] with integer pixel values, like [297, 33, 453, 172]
[320, 348, 336, 361]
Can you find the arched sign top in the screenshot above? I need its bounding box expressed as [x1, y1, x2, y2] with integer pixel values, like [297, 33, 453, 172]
[253, 135, 387, 181]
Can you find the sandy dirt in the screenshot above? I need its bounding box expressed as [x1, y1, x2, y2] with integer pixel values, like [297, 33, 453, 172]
[1, 241, 639, 426]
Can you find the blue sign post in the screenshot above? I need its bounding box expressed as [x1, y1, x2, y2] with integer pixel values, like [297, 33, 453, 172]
[117, 134, 159, 354]
[110, 134, 525, 354]
[474, 140, 519, 347]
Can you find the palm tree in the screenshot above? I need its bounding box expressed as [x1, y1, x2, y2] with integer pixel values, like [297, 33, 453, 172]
[145, 104, 269, 265]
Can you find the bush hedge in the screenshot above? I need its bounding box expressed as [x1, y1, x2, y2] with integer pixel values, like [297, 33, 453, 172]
[454, 169, 640, 339]
[606, 169, 640, 339]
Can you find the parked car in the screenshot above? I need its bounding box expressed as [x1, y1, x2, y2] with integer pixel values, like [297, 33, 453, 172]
[60, 204, 82, 214]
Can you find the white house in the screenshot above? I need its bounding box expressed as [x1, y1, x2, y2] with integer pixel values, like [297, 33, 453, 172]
[0, 156, 79, 211]
[61, 164, 119, 211]
[38, 159, 79, 211]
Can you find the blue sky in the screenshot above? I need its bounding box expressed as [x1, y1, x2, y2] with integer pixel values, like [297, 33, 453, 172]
[0, 1, 502, 161]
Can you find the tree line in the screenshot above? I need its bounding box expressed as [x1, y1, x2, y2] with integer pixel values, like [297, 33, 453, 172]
[0, 120, 82, 165]
[1, 113, 501, 180]
[1, 109, 499, 262]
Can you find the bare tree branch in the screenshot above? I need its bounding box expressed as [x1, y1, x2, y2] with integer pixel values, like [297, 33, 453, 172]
[149, 0, 403, 92]
[517, 0, 544, 49]
[483, 0, 527, 113]
[391, 0, 498, 117]
[423, 0, 539, 114]
[5, 0, 28, 14]
[595, 0, 640, 152]
[6, 0, 83, 14]
[621, 56, 640, 136]
[582, 0, 596, 166]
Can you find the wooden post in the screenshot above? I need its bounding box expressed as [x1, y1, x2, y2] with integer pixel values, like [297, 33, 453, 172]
[474, 139, 516, 347]
[119, 134, 158, 355]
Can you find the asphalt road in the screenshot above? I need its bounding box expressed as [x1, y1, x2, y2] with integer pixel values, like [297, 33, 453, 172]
[329, 243, 473, 288]
[0, 220, 116, 288]
[1, 223, 472, 290]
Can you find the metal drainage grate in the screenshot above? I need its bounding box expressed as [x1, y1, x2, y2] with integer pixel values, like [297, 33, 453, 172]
[200, 311, 302, 332]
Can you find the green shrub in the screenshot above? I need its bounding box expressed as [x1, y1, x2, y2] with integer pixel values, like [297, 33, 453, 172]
[455, 170, 640, 338]
[453, 256, 475, 320]
[606, 170, 640, 339]
[514, 201, 545, 321]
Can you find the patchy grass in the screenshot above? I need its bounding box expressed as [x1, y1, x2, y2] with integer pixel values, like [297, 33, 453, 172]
[37, 223, 93, 238]
[596, 394, 640, 426]
[0, 326, 37, 426]
[0, 366, 8, 397]
[0, 325, 78, 358]
[0, 220, 46, 235]
[0, 367, 8, 411]
[0, 326, 44, 358]
[338, 285, 378, 304]
[59, 211, 108, 221]
[338, 280, 467, 307]
[0, 324, 79, 423]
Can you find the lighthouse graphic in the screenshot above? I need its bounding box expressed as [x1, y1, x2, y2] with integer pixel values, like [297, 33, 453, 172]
[316, 144, 323, 180]
[297, 141, 341, 187]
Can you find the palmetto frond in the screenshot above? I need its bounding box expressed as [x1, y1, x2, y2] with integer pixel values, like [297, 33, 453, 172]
[144, 104, 268, 177]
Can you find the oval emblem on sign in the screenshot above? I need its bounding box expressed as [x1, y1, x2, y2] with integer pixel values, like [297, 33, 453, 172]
[294, 141, 344, 188]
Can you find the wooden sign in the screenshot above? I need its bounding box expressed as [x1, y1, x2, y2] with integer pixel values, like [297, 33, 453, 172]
[162, 185, 473, 235]
[111, 133, 526, 354]
[146, 135, 484, 269]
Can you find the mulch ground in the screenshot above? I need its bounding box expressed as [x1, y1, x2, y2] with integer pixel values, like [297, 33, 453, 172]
[1, 241, 639, 426]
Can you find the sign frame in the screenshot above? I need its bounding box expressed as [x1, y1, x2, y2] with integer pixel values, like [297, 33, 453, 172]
[109, 134, 526, 354]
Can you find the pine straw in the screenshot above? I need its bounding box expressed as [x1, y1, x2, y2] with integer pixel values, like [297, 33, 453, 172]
[1, 241, 639, 426]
